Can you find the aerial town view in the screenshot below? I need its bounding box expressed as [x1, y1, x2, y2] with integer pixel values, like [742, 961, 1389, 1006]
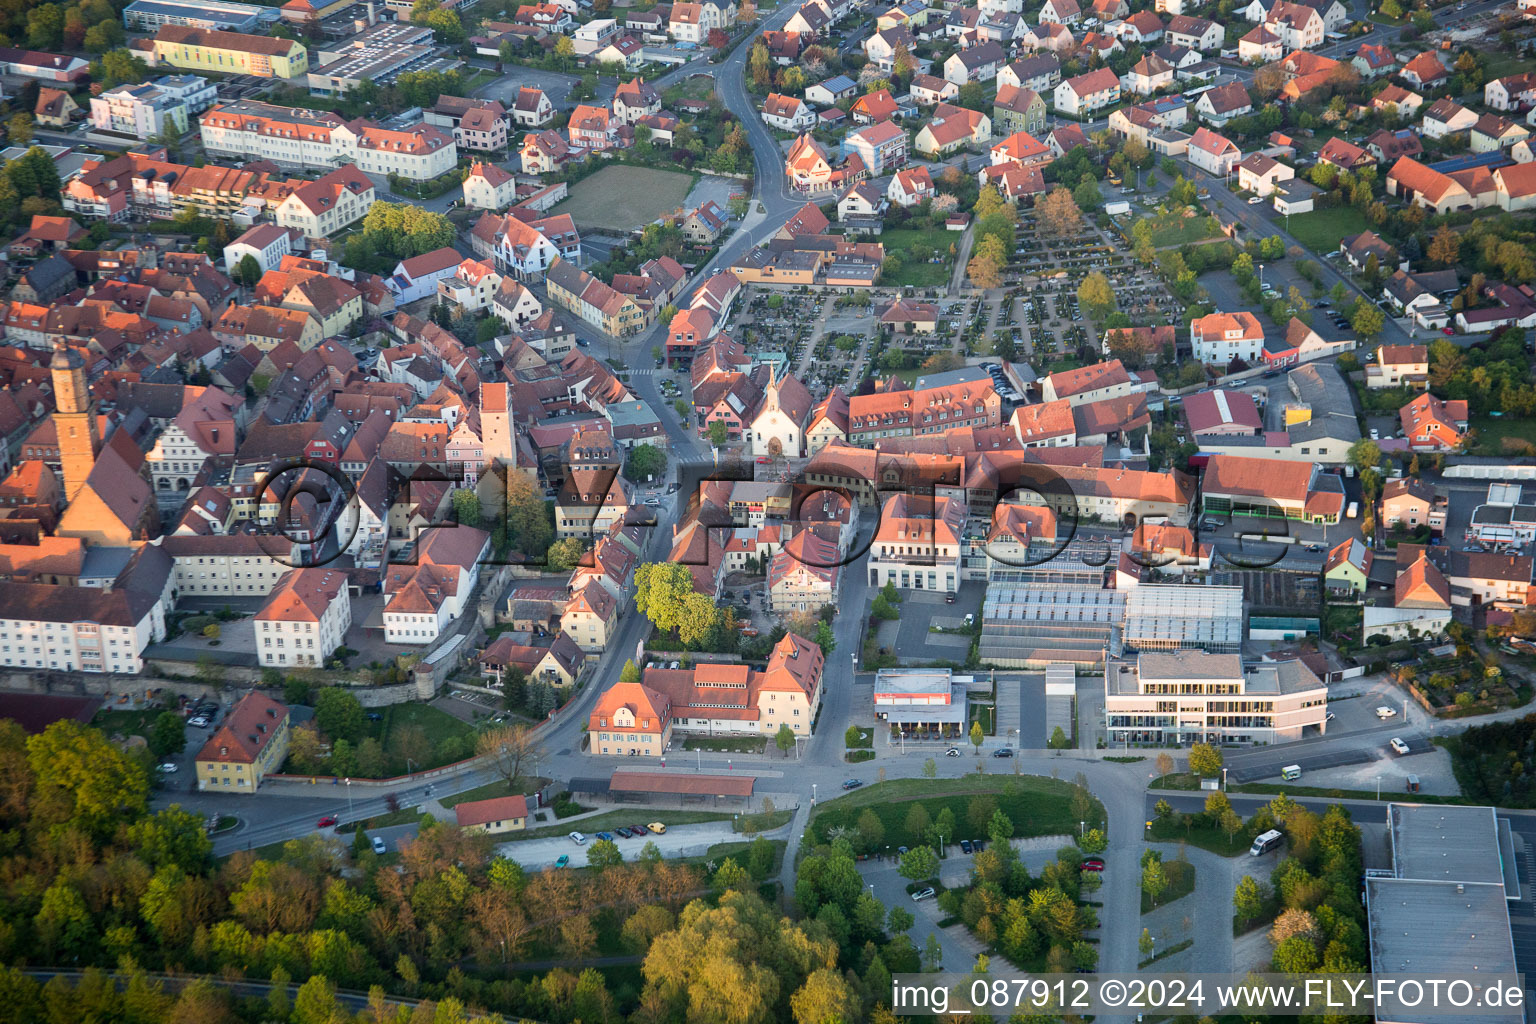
[1, 0, 1536, 1013]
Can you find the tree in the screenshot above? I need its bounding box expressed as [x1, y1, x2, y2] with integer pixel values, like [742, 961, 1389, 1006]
[1036, 187, 1082, 237]
[620, 659, 642, 683]
[969, 720, 984, 753]
[1188, 742, 1222, 777]
[233, 253, 262, 290]
[1141, 855, 1168, 906]
[450, 487, 481, 528]
[1155, 751, 1175, 776]
[1219, 808, 1244, 845]
[6, 112, 33, 148]
[1428, 225, 1460, 268]
[314, 688, 366, 743]
[546, 537, 586, 573]
[1348, 438, 1383, 472]
[1352, 303, 1385, 339]
[1139, 927, 1154, 957]
[856, 808, 885, 851]
[1234, 874, 1264, 924]
[898, 845, 940, 882]
[1077, 271, 1116, 320]
[587, 838, 623, 869]
[635, 562, 699, 635]
[477, 724, 544, 786]
[624, 444, 668, 483]
[148, 712, 187, 759]
[1072, 175, 1102, 210]
[792, 968, 861, 1024]
[707, 420, 729, 446]
[776, 723, 797, 757]
[967, 251, 1002, 289]
[98, 48, 149, 87]
[1154, 798, 1173, 820]
[504, 471, 553, 557]
[27, 720, 149, 838]
[922, 757, 937, 778]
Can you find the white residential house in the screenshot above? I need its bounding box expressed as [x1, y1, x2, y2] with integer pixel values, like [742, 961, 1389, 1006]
[1191, 310, 1264, 365]
[1053, 67, 1120, 116]
[223, 222, 292, 277]
[255, 568, 352, 668]
[1187, 125, 1240, 175]
[762, 93, 816, 131]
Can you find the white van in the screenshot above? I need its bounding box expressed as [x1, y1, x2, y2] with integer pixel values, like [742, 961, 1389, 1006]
[1281, 765, 1302, 781]
[1250, 829, 1284, 856]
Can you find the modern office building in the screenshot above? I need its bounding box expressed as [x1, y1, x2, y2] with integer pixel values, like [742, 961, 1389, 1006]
[1104, 649, 1328, 745]
[89, 75, 217, 139]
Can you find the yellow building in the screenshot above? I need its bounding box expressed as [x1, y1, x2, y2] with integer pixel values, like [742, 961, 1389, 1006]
[453, 794, 530, 835]
[152, 25, 308, 79]
[194, 692, 291, 793]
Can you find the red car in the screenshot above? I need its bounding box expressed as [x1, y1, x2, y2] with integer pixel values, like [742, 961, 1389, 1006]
[316, 815, 338, 828]
[756, 457, 771, 464]
[1080, 857, 1105, 872]
[1442, 327, 1456, 336]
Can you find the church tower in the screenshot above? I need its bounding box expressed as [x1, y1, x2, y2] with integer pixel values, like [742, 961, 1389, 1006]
[51, 341, 100, 502]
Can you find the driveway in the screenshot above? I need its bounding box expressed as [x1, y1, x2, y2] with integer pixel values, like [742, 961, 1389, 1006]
[494, 821, 743, 869]
[474, 65, 583, 111]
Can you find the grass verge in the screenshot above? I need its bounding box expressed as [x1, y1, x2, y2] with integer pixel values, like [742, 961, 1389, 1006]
[1138, 937, 1194, 966]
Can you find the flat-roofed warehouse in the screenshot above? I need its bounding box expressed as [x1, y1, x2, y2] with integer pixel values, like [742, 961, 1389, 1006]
[1366, 803, 1521, 1024]
[569, 771, 756, 807]
[124, 0, 280, 32]
[1122, 583, 1244, 653]
[980, 585, 1125, 668]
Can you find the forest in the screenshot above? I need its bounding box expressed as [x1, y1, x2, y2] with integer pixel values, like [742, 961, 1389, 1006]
[0, 718, 939, 1024]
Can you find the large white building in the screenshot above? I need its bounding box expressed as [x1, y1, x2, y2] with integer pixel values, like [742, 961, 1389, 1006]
[0, 582, 165, 674]
[200, 99, 457, 180]
[90, 75, 217, 139]
[255, 568, 352, 667]
[159, 534, 299, 598]
[1105, 649, 1328, 745]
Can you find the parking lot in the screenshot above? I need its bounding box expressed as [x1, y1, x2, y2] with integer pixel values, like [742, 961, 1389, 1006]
[493, 821, 740, 870]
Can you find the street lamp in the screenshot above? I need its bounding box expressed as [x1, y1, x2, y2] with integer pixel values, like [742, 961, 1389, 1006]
[345, 778, 354, 821]
[812, 782, 817, 805]
[1375, 775, 1383, 800]
[1222, 766, 1228, 791]
[1080, 820, 1085, 837]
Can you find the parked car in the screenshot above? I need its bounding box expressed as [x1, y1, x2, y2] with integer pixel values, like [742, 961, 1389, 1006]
[569, 831, 587, 844]
[555, 854, 570, 868]
[372, 836, 387, 855]
[1390, 737, 1410, 755]
[911, 887, 936, 901]
[157, 762, 178, 773]
[188, 717, 209, 728]
[1247, 195, 1263, 204]
[631, 824, 650, 836]
[316, 816, 338, 829]
[647, 822, 667, 834]
[842, 778, 863, 790]
[945, 747, 962, 756]
[615, 826, 633, 838]
[1081, 857, 1105, 871]
[960, 839, 973, 854]
[1375, 706, 1397, 719]
[992, 748, 1014, 758]
[595, 831, 614, 842]
[945, 593, 956, 604]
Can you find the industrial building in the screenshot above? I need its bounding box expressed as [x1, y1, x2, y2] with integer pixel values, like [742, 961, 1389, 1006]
[1366, 804, 1520, 1024]
[1104, 649, 1327, 745]
[123, 0, 280, 32]
[979, 585, 1125, 668]
[306, 22, 462, 97]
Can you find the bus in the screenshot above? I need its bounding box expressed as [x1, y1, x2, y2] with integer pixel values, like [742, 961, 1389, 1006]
[1250, 829, 1285, 856]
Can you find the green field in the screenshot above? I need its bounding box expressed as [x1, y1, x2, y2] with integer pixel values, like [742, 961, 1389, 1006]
[1468, 414, 1536, 455]
[377, 703, 475, 754]
[809, 775, 1104, 850]
[93, 707, 167, 742]
[1282, 206, 1372, 253]
[882, 225, 955, 288]
[549, 165, 696, 231]
[1146, 213, 1221, 248]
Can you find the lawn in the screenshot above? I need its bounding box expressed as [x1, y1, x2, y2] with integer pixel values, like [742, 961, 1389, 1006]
[1146, 213, 1221, 248]
[438, 775, 554, 810]
[1147, 812, 1257, 857]
[1283, 206, 1372, 254]
[1468, 414, 1536, 455]
[881, 225, 955, 288]
[809, 775, 1104, 850]
[93, 707, 168, 742]
[549, 165, 696, 231]
[681, 735, 767, 753]
[376, 703, 475, 755]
